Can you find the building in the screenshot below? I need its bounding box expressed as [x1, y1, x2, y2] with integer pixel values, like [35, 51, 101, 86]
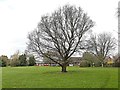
[104, 56, 115, 66]
[69, 57, 82, 66]
[37, 54, 82, 66]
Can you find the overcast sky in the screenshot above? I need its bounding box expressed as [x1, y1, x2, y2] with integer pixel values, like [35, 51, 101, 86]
[0, 0, 119, 57]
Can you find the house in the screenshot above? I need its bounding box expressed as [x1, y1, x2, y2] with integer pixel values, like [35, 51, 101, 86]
[36, 60, 43, 66]
[104, 56, 115, 66]
[42, 51, 82, 66]
[107, 57, 114, 64]
[39, 53, 82, 66]
[69, 57, 82, 66]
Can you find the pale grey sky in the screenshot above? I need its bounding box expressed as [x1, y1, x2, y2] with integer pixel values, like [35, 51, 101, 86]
[0, 0, 119, 57]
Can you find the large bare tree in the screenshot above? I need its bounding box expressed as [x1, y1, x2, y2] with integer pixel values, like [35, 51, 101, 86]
[87, 32, 116, 66]
[27, 5, 94, 72]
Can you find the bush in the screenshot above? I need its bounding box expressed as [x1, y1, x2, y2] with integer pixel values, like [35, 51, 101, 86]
[112, 56, 120, 67]
[0, 60, 7, 67]
[113, 62, 120, 67]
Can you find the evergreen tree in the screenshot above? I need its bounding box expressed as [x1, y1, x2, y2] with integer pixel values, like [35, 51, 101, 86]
[0, 55, 8, 67]
[19, 54, 27, 66]
[28, 56, 36, 66]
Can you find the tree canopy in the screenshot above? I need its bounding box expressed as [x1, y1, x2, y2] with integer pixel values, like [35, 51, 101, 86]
[27, 4, 94, 72]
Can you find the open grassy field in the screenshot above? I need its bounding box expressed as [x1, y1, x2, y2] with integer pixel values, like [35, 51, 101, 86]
[2, 66, 118, 88]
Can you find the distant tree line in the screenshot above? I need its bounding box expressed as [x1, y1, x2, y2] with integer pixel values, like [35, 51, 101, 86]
[0, 52, 36, 67]
[81, 52, 119, 67]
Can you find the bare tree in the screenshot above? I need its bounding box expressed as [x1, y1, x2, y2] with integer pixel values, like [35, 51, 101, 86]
[10, 50, 20, 67]
[87, 32, 116, 66]
[27, 5, 94, 72]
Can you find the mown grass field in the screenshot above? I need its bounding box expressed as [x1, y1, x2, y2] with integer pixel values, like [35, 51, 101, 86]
[2, 66, 119, 88]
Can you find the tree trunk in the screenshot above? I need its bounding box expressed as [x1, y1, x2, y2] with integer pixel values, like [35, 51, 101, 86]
[61, 65, 67, 72]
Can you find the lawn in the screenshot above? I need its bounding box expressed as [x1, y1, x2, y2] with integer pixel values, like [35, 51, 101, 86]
[2, 66, 118, 88]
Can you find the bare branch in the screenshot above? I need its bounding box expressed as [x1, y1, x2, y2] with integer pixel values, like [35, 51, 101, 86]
[87, 32, 116, 62]
[27, 4, 94, 72]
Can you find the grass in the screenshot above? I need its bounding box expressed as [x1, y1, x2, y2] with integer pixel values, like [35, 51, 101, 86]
[2, 66, 118, 88]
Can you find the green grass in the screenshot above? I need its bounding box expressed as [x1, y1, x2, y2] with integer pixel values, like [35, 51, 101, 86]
[2, 66, 118, 88]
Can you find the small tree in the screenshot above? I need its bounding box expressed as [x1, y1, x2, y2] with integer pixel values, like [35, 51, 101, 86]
[27, 5, 94, 72]
[0, 55, 8, 67]
[28, 56, 36, 66]
[19, 54, 27, 66]
[10, 51, 20, 67]
[82, 52, 99, 67]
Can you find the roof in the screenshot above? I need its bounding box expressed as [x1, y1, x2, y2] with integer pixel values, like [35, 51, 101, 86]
[69, 57, 82, 62]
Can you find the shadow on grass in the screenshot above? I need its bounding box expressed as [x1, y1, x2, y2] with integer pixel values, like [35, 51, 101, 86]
[42, 69, 81, 75]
